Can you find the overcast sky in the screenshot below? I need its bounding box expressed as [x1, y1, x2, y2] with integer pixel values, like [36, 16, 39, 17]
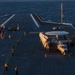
[0, 0, 74, 2]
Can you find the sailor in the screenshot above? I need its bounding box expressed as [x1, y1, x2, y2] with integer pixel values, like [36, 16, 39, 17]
[24, 32, 26, 36]
[12, 48, 14, 56]
[16, 40, 19, 45]
[12, 44, 15, 48]
[1, 24, 5, 29]
[15, 67, 18, 75]
[1, 26, 4, 30]
[17, 24, 19, 30]
[1, 29, 4, 34]
[4, 63, 8, 71]
[1, 26, 4, 34]
[8, 35, 11, 39]
[0, 30, 1, 34]
[8, 27, 11, 31]
[45, 54, 47, 58]
[1, 34, 4, 39]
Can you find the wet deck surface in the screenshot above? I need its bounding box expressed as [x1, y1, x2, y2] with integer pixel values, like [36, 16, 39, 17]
[0, 14, 75, 75]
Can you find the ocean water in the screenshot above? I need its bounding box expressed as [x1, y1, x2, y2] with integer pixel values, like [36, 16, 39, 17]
[0, 1, 75, 24]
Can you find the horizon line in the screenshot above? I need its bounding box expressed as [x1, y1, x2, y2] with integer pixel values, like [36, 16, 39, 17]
[0, 0, 74, 2]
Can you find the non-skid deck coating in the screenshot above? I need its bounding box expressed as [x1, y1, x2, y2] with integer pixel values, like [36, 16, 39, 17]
[0, 14, 75, 75]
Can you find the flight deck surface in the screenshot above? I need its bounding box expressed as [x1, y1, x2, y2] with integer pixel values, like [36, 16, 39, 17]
[0, 14, 75, 75]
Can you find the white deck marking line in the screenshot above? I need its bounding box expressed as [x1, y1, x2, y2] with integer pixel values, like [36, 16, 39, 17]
[63, 24, 75, 30]
[30, 14, 40, 28]
[70, 25, 75, 30]
[0, 14, 8, 18]
[35, 14, 52, 22]
[35, 14, 43, 22]
[1, 14, 15, 25]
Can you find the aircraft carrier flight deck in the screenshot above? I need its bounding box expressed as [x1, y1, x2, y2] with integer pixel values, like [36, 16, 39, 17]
[0, 14, 75, 75]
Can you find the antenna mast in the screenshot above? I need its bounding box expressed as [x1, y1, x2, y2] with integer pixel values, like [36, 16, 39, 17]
[61, 3, 64, 24]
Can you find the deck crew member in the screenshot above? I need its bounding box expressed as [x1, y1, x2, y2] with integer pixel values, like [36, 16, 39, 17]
[12, 44, 15, 48]
[17, 24, 19, 30]
[8, 35, 11, 39]
[16, 40, 19, 45]
[4, 63, 8, 71]
[12, 48, 14, 56]
[15, 67, 18, 75]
